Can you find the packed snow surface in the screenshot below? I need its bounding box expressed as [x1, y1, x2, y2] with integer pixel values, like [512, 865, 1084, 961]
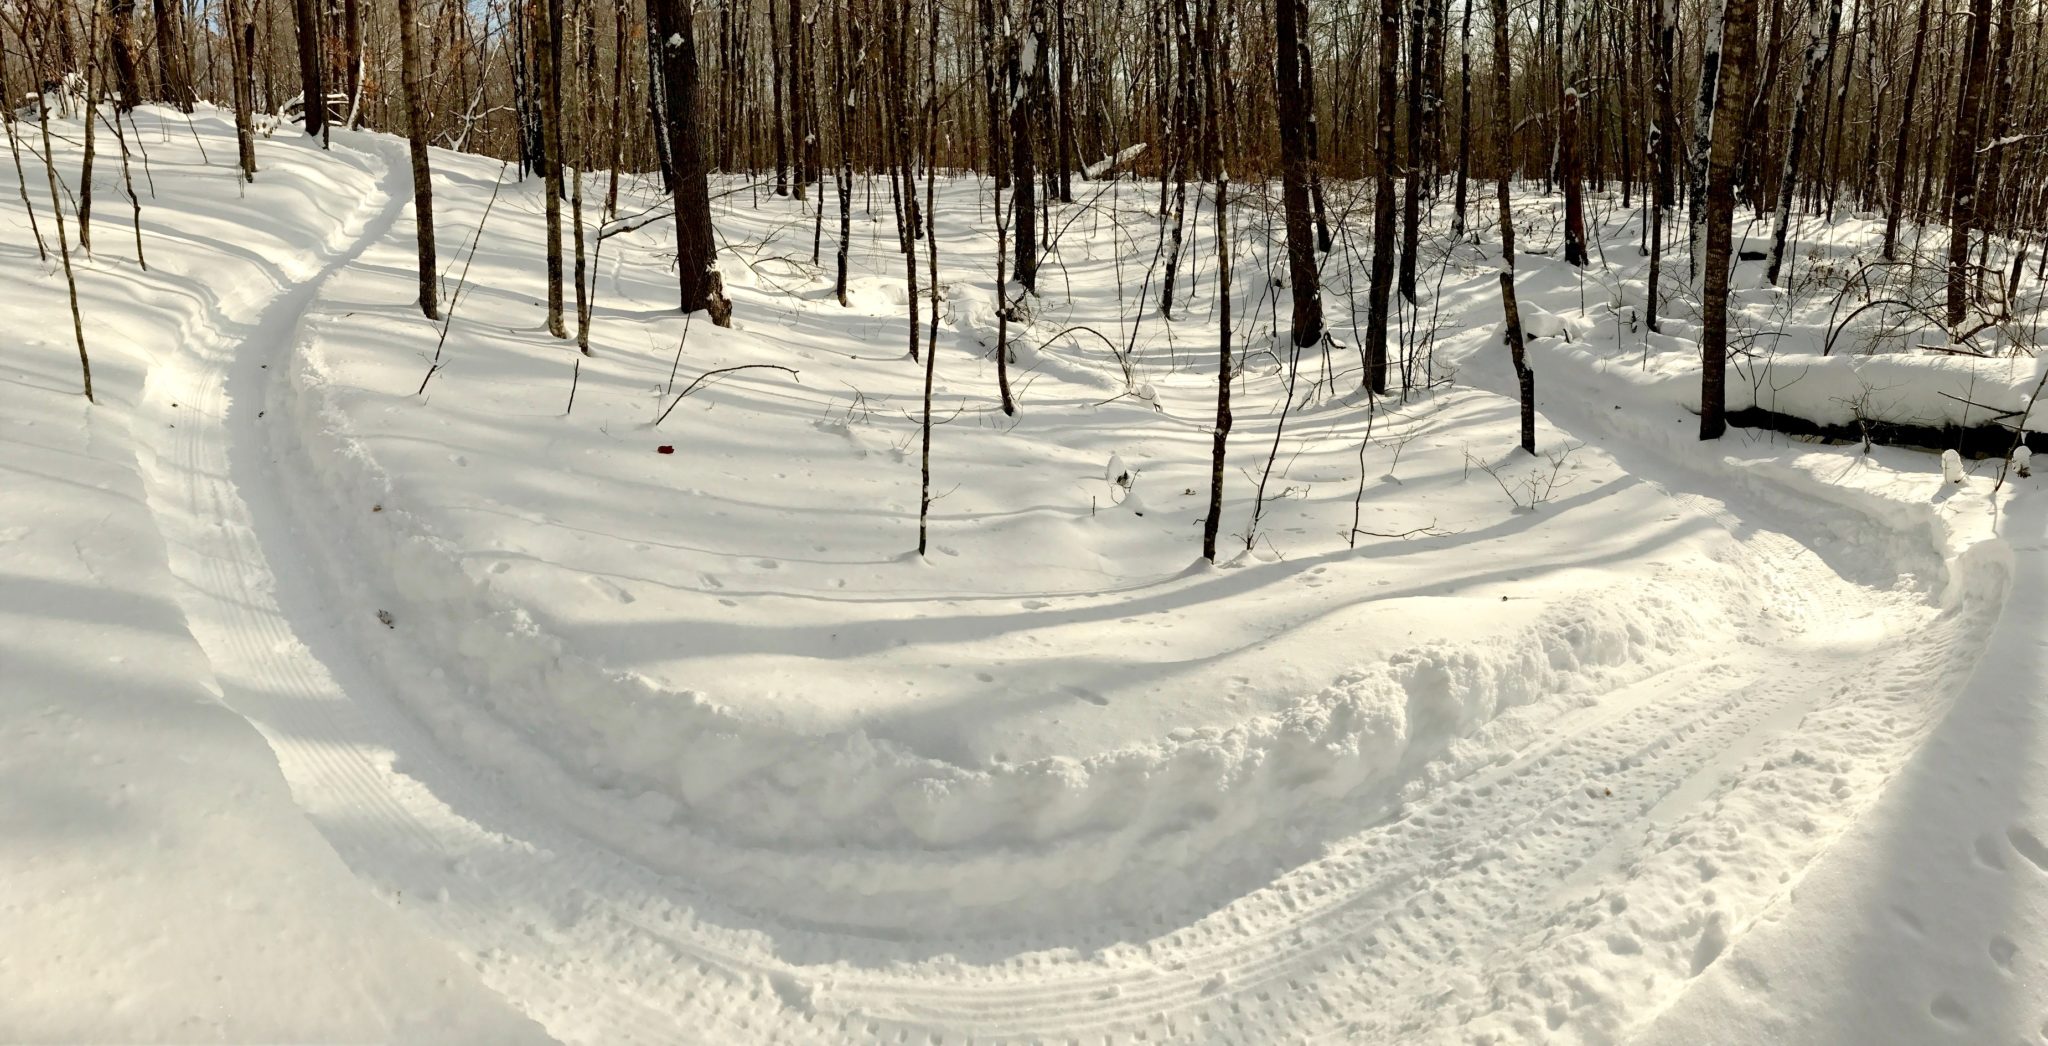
[4, 107, 2047, 1044]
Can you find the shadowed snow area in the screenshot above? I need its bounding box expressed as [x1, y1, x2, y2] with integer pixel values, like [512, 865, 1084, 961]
[5, 107, 2045, 1044]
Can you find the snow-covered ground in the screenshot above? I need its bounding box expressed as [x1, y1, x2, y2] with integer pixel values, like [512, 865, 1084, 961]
[4, 107, 2046, 1043]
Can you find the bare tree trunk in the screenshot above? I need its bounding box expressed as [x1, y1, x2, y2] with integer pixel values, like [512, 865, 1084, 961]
[1398, 0, 1423, 302]
[1449, 0, 1471, 239]
[230, 0, 257, 179]
[888, 0, 922, 361]
[515, 0, 539, 176]
[1300, 4, 1332, 253]
[1702, 0, 1760, 440]
[573, 0, 595, 351]
[606, 1, 628, 216]
[1489, 0, 1512, 265]
[1054, 0, 1073, 202]
[791, 0, 811, 201]
[1422, 0, 1445, 188]
[1500, 271, 1533, 452]
[0, 30, 49, 261]
[1946, 0, 1994, 329]
[1365, 0, 1397, 393]
[833, 0, 853, 305]
[397, 0, 439, 319]
[1646, 0, 1674, 331]
[109, 0, 142, 112]
[105, 95, 145, 268]
[916, 0, 941, 554]
[1974, 0, 2020, 273]
[151, 0, 192, 110]
[1490, 0, 1528, 452]
[535, 0, 566, 337]
[1688, 0, 1728, 282]
[1009, 0, 1042, 295]
[649, 0, 733, 324]
[78, 1, 102, 256]
[993, 176, 1017, 413]
[293, 0, 325, 135]
[32, 51, 93, 402]
[1881, 0, 1930, 260]
[1159, 0, 1192, 318]
[1764, 0, 1838, 285]
[1201, 0, 1230, 562]
[979, 0, 1009, 191]
[771, 0, 789, 195]
[1816, 0, 1854, 220]
[1558, 15, 1587, 266]
[1274, 0, 1322, 345]
[340, 0, 360, 125]
[1852, 1, 1884, 212]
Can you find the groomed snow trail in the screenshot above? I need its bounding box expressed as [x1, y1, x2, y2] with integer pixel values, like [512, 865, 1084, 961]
[141, 140, 2000, 1043]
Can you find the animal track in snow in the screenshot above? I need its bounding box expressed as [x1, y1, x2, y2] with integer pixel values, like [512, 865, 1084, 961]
[1929, 993, 1971, 1028]
[1990, 934, 2017, 971]
[585, 577, 635, 604]
[2009, 827, 2048, 872]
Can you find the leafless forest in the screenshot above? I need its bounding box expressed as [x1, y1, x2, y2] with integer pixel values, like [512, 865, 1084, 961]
[6, 0, 2048, 553]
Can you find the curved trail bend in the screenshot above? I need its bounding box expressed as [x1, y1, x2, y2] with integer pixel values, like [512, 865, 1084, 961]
[141, 139, 2001, 1044]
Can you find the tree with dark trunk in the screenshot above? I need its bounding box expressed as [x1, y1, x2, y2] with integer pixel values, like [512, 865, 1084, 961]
[1489, 0, 1513, 265]
[0, 37, 48, 261]
[397, 0, 438, 320]
[1972, 0, 2020, 277]
[293, 0, 325, 135]
[229, 0, 257, 179]
[1764, 0, 1839, 286]
[1274, 0, 1322, 346]
[789, 0, 811, 201]
[1492, 0, 1530, 452]
[29, 29, 92, 402]
[1499, 270, 1532, 451]
[1881, 0, 1931, 260]
[1201, 0, 1231, 562]
[917, 0, 942, 553]
[770, 0, 788, 196]
[1054, 0, 1074, 203]
[883, 0, 923, 361]
[78, 0, 103, 255]
[1944, 0, 1993, 329]
[340, 0, 361, 124]
[1557, 15, 1586, 266]
[572, 0, 595, 351]
[534, 0, 566, 338]
[1646, 0, 1675, 331]
[1701, 0, 1761, 440]
[1449, 0, 1471, 240]
[979, 0, 1010, 191]
[833, 0, 854, 305]
[1299, 2, 1332, 254]
[108, 0, 141, 111]
[1398, 0, 1423, 302]
[1688, 0, 1728, 281]
[150, 0, 192, 109]
[1008, 0, 1043, 295]
[649, 0, 733, 324]
[1364, 0, 1397, 393]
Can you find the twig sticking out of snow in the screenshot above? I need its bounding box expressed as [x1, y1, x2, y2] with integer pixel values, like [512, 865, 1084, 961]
[653, 364, 800, 426]
[417, 162, 510, 397]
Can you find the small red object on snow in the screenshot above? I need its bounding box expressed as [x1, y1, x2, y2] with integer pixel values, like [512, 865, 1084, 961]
[657, 445, 675, 455]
